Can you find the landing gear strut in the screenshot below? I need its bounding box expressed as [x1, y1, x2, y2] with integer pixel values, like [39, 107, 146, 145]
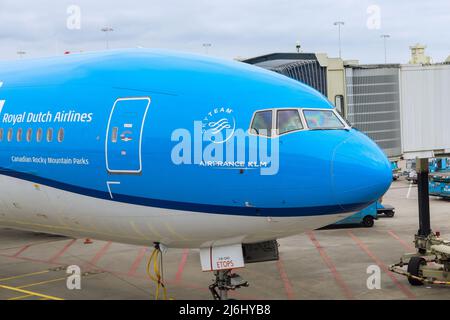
[209, 270, 249, 300]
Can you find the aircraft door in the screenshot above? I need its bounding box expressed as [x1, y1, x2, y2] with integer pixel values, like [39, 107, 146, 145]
[106, 97, 151, 174]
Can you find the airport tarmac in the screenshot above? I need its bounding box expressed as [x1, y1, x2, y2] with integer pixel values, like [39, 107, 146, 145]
[0, 178, 449, 300]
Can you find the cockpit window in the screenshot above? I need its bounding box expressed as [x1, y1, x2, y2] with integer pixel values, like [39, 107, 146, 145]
[303, 110, 345, 129]
[277, 109, 303, 135]
[251, 110, 272, 137]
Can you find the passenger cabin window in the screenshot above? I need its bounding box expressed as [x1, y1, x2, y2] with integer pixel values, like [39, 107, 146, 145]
[250, 110, 272, 137]
[46, 128, 53, 142]
[303, 110, 345, 129]
[277, 109, 303, 135]
[7, 128, 13, 142]
[0, 128, 3, 141]
[36, 128, 43, 142]
[57, 128, 64, 142]
[26, 128, 32, 142]
[16, 128, 23, 142]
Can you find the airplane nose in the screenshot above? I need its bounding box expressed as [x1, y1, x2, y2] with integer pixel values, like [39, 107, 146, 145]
[331, 131, 392, 209]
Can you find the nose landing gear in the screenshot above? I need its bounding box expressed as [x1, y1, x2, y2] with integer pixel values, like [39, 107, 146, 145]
[209, 270, 249, 300]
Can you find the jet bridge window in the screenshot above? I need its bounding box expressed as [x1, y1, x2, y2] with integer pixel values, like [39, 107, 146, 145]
[303, 109, 345, 129]
[277, 109, 303, 135]
[250, 110, 273, 137]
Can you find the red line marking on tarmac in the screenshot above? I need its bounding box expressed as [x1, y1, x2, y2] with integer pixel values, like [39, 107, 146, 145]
[0, 239, 65, 252]
[307, 231, 354, 299]
[0, 253, 60, 265]
[0, 251, 260, 299]
[387, 230, 414, 251]
[174, 249, 189, 283]
[12, 244, 31, 258]
[127, 247, 147, 276]
[48, 239, 77, 263]
[87, 241, 112, 268]
[276, 257, 295, 300]
[348, 231, 416, 299]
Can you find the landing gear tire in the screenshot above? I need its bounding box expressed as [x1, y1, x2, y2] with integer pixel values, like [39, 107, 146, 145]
[407, 257, 426, 286]
[385, 210, 395, 218]
[362, 216, 374, 228]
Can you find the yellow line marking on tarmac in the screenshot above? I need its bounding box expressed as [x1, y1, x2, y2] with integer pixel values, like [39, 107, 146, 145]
[0, 270, 50, 282]
[0, 284, 63, 300]
[8, 294, 33, 300]
[17, 277, 67, 289]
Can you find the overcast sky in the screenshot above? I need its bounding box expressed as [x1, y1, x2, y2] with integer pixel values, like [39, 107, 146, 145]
[0, 0, 449, 64]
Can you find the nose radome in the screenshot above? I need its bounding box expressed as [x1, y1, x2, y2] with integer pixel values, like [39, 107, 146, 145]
[331, 131, 392, 208]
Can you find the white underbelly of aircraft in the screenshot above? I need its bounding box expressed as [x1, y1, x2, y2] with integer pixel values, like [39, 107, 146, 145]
[0, 174, 352, 248]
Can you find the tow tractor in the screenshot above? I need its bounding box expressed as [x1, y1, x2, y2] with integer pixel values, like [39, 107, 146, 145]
[333, 199, 395, 228]
[376, 200, 395, 218]
[390, 158, 450, 286]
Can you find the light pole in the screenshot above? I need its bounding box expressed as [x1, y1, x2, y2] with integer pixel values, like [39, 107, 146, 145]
[17, 50, 26, 59]
[333, 21, 344, 58]
[381, 34, 390, 64]
[202, 43, 212, 54]
[101, 27, 114, 49]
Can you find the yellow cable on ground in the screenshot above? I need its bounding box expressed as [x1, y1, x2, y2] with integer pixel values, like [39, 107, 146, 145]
[146, 245, 168, 300]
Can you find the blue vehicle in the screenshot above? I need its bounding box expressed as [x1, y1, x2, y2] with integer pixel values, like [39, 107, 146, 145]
[429, 158, 449, 173]
[429, 172, 450, 199]
[429, 179, 443, 196]
[334, 202, 378, 227]
[376, 200, 395, 217]
[444, 183, 450, 198]
[334, 200, 395, 228]
[391, 160, 401, 180]
[428, 158, 450, 199]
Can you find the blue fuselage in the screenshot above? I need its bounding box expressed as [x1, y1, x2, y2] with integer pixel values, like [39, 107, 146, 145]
[0, 49, 392, 223]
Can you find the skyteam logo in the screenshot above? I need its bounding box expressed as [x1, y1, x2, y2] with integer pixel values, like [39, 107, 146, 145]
[201, 107, 235, 144]
[0, 81, 5, 114]
[171, 107, 280, 176]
